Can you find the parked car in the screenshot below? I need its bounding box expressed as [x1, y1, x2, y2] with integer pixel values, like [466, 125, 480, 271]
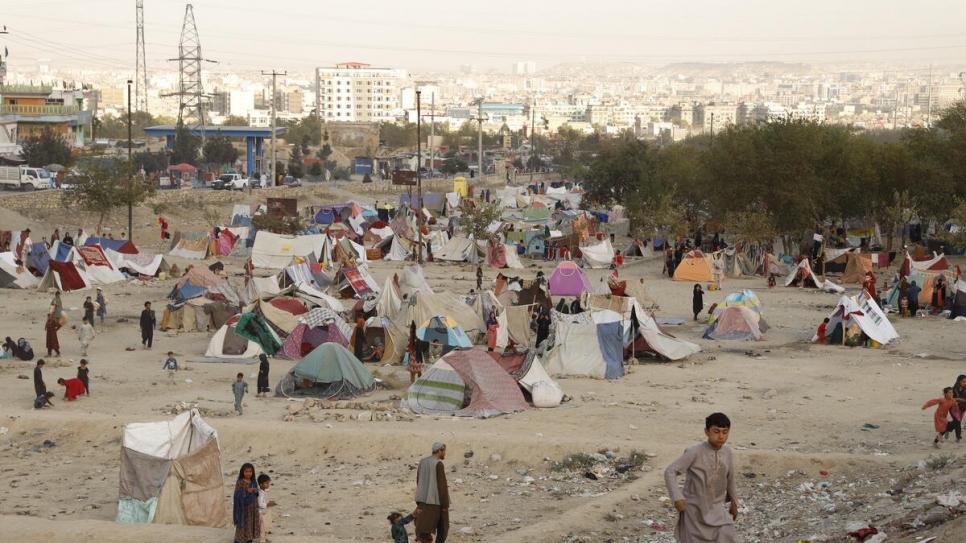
[282, 176, 302, 188]
[418, 167, 444, 179]
[212, 173, 249, 191]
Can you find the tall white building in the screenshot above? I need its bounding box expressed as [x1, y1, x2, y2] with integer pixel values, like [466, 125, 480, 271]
[315, 62, 403, 122]
[513, 61, 536, 75]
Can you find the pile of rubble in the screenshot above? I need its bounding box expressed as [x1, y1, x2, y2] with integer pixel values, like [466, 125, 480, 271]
[281, 397, 415, 423]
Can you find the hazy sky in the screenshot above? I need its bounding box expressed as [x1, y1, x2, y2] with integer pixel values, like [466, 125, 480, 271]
[2, 0, 965, 74]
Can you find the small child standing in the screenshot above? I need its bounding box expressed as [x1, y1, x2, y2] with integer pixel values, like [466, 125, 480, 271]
[77, 359, 90, 395]
[78, 316, 95, 356]
[923, 387, 959, 448]
[664, 412, 740, 542]
[257, 474, 276, 543]
[162, 351, 179, 384]
[387, 509, 417, 543]
[232, 372, 249, 415]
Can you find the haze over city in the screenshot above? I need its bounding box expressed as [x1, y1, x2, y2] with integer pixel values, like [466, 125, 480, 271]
[2, 0, 966, 71]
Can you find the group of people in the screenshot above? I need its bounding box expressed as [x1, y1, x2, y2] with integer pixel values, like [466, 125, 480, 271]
[232, 463, 275, 543]
[923, 374, 966, 448]
[885, 273, 950, 318]
[386, 441, 451, 543]
[41, 290, 105, 359]
[32, 358, 91, 408]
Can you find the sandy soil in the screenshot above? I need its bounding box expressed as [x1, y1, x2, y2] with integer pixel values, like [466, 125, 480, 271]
[2, 193, 966, 543]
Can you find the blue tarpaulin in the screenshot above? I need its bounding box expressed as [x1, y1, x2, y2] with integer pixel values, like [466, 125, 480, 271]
[28, 242, 51, 274]
[597, 321, 625, 380]
[51, 241, 73, 262]
[85, 237, 138, 254]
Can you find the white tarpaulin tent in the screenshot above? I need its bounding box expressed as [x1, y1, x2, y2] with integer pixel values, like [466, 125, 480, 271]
[252, 232, 326, 269]
[580, 238, 615, 269]
[436, 236, 481, 262]
[814, 292, 898, 346]
[0, 252, 40, 288]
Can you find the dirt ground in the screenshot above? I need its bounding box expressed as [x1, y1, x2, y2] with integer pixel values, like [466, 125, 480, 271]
[2, 193, 966, 543]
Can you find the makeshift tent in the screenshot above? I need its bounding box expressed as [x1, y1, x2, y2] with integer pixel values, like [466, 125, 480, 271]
[116, 409, 227, 527]
[334, 265, 380, 298]
[703, 306, 769, 341]
[386, 291, 484, 361]
[169, 233, 210, 259]
[402, 349, 530, 418]
[436, 236, 482, 262]
[886, 269, 957, 306]
[815, 292, 898, 347]
[708, 289, 763, 324]
[74, 245, 125, 285]
[274, 343, 375, 399]
[548, 260, 593, 296]
[118, 252, 171, 277]
[900, 251, 951, 277]
[784, 259, 845, 292]
[417, 316, 474, 354]
[277, 310, 351, 360]
[523, 202, 551, 221]
[838, 252, 874, 283]
[37, 260, 91, 292]
[204, 314, 266, 358]
[364, 316, 397, 363]
[673, 250, 714, 282]
[0, 252, 40, 288]
[235, 312, 282, 355]
[580, 238, 615, 269]
[543, 311, 625, 379]
[251, 231, 326, 269]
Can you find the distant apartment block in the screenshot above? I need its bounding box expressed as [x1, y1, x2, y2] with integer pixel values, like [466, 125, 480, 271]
[693, 103, 738, 131]
[513, 61, 537, 75]
[0, 85, 93, 153]
[315, 62, 404, 122]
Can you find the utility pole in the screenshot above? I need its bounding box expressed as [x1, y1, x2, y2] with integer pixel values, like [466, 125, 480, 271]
[429, 91, 435, 179]
[926, 64, 933, 128]
[477, 99, 484, 185]
[709, 111, 715, 146]
[135, 1, 148, 117]
[530, 96, 536, 185]
[416, 90, 423, 265]
[262, 70, 286, 188]
[127, 80, 134, 241]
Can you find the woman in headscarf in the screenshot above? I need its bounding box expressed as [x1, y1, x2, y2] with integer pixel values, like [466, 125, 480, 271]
[907, 280, 921, 317]
[485, 311, 500, 352]
[692, 284, 704, 321]
[256, 354, 270, 398]
[233, 463, 260, 543]
[45, 313, 62, 356]
[350, 317, 366, 360]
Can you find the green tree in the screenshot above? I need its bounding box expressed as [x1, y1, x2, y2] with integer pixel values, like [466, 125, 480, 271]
[288, 143, 305, 178]
[133, 150, 169, 177]
[317, 129, 333, 161]
[250, 213, 306, 235]
[221, 115, 249, 126]
[21, 127, 74, 168]
[380, 121, 417, 149]
[461, 202, 501, 263]
[202, 131, 240, 168]
[64, 158, 153, 234]
[170, 122, 200, 165]
[308, 161, 323, 178]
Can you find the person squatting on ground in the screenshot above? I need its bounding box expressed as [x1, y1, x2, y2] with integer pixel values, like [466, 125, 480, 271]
[415, 442, 450, 543]
[58, 377, 86, 402]
[664, 412, 741, 543]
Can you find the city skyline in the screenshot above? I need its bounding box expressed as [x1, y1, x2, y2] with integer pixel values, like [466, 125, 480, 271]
[1, 0, 965, 74]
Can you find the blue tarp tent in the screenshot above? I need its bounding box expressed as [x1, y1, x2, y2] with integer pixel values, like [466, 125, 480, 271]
[85, 237, 138, 254]
[417, 316, 473, 355]
[28, 242, 51, 274]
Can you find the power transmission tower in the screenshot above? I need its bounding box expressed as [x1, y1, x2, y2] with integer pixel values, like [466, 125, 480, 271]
[135, 0, 148, 116]
[167, 4, 212, 142]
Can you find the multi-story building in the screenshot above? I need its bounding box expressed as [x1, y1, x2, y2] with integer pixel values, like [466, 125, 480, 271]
[0, 85, 93, 153]
[693, 103, 738, 132]
[315, 62, 403, 122]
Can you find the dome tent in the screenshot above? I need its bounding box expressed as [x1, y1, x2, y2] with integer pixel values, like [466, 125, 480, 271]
[275, 343, 375, 400]
[417, 315, 473, 354]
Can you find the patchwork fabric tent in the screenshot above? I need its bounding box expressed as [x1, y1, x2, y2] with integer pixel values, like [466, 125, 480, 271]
[116, 409, 227, 527]
[402, 349, 530, 418]
[673, 250, 713, 282]
[386, 291, 484, 360]
[277, 308, 352, 360]
[275, 343, 375, 400]
[900, 251, 951, 277]
[703, 306, 769, 341]
[548, 260, 593, 296]
[417, 316, 474, 354]
[708, 289, 763, 324]
[814, 292, 898, 347]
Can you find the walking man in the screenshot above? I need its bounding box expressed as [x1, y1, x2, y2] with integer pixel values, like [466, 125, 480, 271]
[415, 442, 450, 543]
[140, 301, 156, 349]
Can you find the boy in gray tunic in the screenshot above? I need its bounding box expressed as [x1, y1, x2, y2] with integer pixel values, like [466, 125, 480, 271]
[664, 412, 740, 542]
[232, 372, 249, 415]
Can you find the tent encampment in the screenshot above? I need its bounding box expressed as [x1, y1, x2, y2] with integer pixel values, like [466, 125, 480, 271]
[548, 260, 593, 296]
[402, 348, 530, 418]
[543, 311, 625, 379]
[116, 409, 227, 527]
[275, 343, 375, 399]
[673, 250, 714, 282]
[784, 259, 845, 293]
[205, 314, 266, 358]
